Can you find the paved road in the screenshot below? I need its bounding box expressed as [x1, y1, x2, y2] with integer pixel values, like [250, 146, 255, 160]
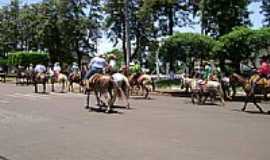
[0, 83, 270, 160]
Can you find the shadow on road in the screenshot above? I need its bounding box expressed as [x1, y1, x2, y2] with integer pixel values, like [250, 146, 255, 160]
[232, 109, 270, 116]
[0, 155, 10, 160]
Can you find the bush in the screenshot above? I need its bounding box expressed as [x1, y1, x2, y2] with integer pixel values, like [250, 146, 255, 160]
[155, 79, 180, 88]
[0, 59, 8, 65]
[7, 51, 49, 66]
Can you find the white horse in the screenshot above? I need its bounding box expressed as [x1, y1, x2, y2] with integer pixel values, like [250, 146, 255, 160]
[190, 78, 225, 105]
[111, 73, 130, 109]
[179, 73, 193, 93]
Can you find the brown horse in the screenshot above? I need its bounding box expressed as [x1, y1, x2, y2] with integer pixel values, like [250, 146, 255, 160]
[242, 74, 270, 113]
[85, 74, 121, 113]
[68, 70, 83, 92]
[128, 73, 154, 99]
[49, 72, 68, 93]
[33, 72, 48, 93]
[229, 73, 248, 97]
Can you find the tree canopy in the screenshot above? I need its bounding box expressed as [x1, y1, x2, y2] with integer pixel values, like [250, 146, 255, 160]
[159, 32, 217, 71]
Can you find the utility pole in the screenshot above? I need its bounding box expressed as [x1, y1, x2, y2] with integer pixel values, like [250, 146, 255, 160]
[124, 0, 131, 67]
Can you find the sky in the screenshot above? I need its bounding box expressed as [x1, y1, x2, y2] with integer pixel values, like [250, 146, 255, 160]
[0, 0, 265, 53]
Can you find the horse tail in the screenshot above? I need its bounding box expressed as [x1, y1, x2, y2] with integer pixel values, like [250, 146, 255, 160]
[151, 77, 156, 91]
[218, 83, 225, 105]
[110, 79, 123, 98]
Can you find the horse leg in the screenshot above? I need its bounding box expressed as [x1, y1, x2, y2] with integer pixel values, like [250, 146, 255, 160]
[43, 82, 46, 93]
[143, 85, 149, 99]
[94, 90, 101, 107]
[105, 92, 114, 113]
[35, 83, 38, 93]
[85, 90, 91, 110]
[61, 80, 65, 93]
[253, 95, 264, 113]
[68, 81, 71, 92]
[242, 94, 250, 112]
[218, 86, 225, 106]
[232, 85, 236, 97]
[51, 81, 55, 92]
[191, 92, 196, 104]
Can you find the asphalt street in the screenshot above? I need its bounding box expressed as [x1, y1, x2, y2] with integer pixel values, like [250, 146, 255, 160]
[0, 83, 270, 160]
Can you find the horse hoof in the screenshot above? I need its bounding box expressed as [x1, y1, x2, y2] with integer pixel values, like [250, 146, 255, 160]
[85, 106, 90, 109]
[241, 108, 245, 112]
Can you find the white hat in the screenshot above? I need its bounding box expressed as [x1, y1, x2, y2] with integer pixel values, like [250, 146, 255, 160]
[130, 62, 135, 66]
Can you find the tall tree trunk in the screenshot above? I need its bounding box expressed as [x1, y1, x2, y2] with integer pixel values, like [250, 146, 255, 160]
[122, 20, 127, 65]
[168, 7, 174, 36]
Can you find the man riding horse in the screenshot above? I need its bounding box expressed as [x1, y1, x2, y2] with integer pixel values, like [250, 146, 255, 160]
[84, 53, 108, 80]
[33, 63, 47, 93]
[84, 53, 130, 112]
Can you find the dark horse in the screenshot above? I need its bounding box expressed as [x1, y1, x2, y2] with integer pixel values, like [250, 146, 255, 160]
[242, 74, 270, 113]
[127, 73, 154, 99]
[33, 72, 48, 93]
[68, 70, 83, 92]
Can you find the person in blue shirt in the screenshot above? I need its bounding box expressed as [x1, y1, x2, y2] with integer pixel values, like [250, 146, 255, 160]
[84, 53, 108, 80]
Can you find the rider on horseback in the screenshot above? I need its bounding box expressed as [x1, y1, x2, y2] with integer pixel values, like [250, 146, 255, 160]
[71, 62, 79, 73]
[84, 53, 108, 80]
[252, 59, 270, 88]
[53, 62, 61, 79]
[34, 63, 46, 80]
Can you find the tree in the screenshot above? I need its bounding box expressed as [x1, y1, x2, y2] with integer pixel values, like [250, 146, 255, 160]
[261, 0, 270, 26]
[140, 0, 194, 36]
[199, 0, 251, 37]
[159, 32, 217, 72]
[106, 49, 124, 69]
[215, 27, 270, 73]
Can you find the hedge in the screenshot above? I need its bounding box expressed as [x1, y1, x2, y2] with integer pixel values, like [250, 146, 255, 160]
[8, 51, 49, 66]
[0, 59, 8, 65]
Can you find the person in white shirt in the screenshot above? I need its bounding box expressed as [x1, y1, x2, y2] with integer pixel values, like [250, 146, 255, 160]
[84, 53, 108, 80]
[53, 62, 61, 73]
[34, 64, 46, 73]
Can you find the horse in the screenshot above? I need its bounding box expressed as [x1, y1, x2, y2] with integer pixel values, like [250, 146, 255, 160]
[241, 74, 270, 113]
[68, 70, 83, 93]
[48, 70, 68, 93]
[111, 72, 130, 109]
[128, 73, 154, 99]
[190, 78, 225, 105]
[179, 73, 193, 93]
[16, 68, 28, 85]
[229, 73, 248, 97]
[33, 72, 48, 93]
[85, 73, 121, 113]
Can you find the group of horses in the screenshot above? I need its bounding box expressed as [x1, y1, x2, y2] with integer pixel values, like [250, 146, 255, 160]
[180, 72, 270, 113]
[15, 66, 154, 113]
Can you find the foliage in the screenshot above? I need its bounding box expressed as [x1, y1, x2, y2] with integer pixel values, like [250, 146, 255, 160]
[155, 79, 180, 88]
[0, 59, 8, 65]
[262, 0, 270, 27]
[159, 32, 217, 71]
[140, 0, 194, 36]
[7, 51, 49, 66]
[106, 49, 124, 69]
[199, 0, 251, 37]
[214, 27, 270, 72]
